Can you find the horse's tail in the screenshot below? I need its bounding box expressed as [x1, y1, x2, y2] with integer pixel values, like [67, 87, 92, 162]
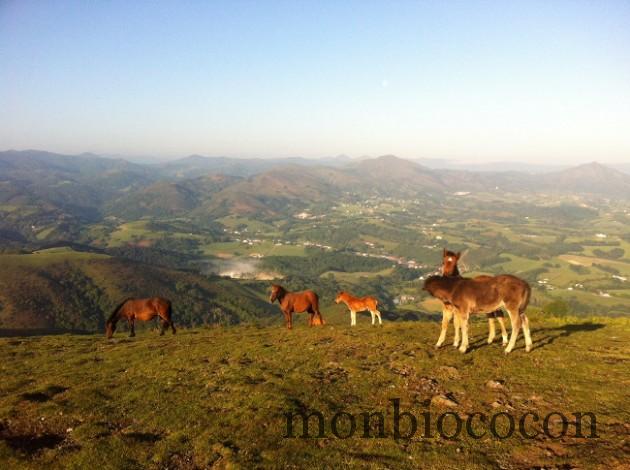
[520, 283, 532, 317]
[107, 298, 131, 324]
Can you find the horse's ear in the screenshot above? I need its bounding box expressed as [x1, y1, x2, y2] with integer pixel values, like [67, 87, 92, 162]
[443, 248, 447, 257]
[456, 251, 461, 259]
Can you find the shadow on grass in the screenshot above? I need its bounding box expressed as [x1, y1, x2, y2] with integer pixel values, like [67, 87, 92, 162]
[434, 322, 606, 353]
[529, 322, 606, 351]
[21, 385, 69, 403]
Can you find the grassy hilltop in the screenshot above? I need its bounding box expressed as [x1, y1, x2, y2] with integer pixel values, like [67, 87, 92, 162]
[1, 312, 628, 469]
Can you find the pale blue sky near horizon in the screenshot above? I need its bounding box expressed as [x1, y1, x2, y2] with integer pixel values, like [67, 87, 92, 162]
[1, 0, 629, 163]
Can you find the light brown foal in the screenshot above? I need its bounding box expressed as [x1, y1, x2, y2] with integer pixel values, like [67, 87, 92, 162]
[335, 291, 382, 326]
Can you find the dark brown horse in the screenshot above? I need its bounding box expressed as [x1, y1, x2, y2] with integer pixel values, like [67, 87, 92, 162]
[423, 274, 532, 354]
[270, 284, 325, 329]
[440, 249, 508, 347]
[105, 297, 175, 339]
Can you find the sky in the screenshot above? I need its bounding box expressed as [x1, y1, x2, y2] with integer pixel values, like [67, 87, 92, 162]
[1, 1, 629, 163]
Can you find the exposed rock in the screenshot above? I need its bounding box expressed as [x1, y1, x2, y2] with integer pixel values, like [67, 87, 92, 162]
[485, 379, 506, 390]
[431, 394, 458, 408]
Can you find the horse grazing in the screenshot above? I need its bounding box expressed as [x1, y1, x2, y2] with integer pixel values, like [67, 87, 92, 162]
[439, 249, 508, 348]
[270, 284, 325, 329]
[335, 291, 382, 326]
[423, 274, 532, 354]
[105, 297, 175, 339]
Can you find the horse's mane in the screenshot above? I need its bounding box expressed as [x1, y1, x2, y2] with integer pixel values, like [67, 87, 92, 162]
[107, 298, 132, 324]
[424, 275, 460, 289]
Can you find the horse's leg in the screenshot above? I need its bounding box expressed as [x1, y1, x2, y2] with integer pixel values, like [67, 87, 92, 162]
[453, 310, 461, 348]
[370, 310, 376, 325]
[504, 308, 522, 354]
[283, 310, 292, 329]
[128, 318, 135, 337]
[350, 310, 356, 326]
[497, 315, 508, 345]
[308, 311, 314, 327]
[288, 311, 293, 330]
[436, 306, 452, 348]
[487, 316, 496, 344]
[375, 310, 382, 325]
[458, 312, 470, 354]
[521, 314, 532, 352]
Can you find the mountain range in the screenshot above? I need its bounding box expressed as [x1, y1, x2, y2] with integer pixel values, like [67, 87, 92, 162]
[1, 150, 629, 244]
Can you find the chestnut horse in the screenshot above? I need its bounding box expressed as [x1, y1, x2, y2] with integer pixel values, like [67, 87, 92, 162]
[423, 275, 532, 354]
[270, 284, 325, 329]
[335, 291, 382, 326]
[105, 297, 175, 339]
[439, 249, 508, 348]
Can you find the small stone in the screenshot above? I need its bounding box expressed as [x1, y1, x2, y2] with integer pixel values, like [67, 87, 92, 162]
[431, 394, 458, 408]
[485, 380, 506, 390]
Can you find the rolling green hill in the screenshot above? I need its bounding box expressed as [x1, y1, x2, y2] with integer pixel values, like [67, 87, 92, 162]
[0, 314, 627, 468]
[0, 249, 276, 333]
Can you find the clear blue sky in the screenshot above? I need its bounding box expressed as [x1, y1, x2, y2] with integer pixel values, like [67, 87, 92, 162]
[1, 0, 629, 162]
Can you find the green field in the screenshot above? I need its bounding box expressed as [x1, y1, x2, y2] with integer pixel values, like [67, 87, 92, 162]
[1, 314, 628, 469]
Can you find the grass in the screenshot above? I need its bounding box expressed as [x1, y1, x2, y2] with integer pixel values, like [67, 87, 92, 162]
[1, 314, 628, 469]
[319, 267, 394, 282]
[201, 241, 307, 258]
[0, 250, 109, 268]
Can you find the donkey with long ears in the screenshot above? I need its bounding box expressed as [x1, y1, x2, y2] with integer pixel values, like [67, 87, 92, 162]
[439, 249, 509, 348]
[423, 274, 532, 354]
[335, 291, 382, 326]
[269, 284, 325, 329]
[105, 297, 175, 339]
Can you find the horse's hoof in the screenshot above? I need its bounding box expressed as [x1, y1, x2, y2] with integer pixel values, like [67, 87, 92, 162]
[525, 345, 532, 352]
[487, 339, 493, 344]
[458, 347, 467, 354]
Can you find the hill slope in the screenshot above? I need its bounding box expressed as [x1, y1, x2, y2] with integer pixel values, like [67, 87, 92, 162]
[0, 315, 627, 468]
[0, 249, 276, 331]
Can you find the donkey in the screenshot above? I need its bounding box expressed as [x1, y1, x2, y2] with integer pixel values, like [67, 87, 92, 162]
[439, 249, 509, 348]
[423, 275, 532, 354]
[335, 291, 382, 326]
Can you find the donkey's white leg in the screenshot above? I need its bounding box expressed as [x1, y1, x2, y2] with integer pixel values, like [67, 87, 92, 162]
[370, 310, 376, 325]
[458, 315, 470, 353]
[522, 315, 532, 352]
[375, 310, 382, 325]
[504, 311, 521, 354]
[436, 307, 452, 348]
[453, 312, 461, 348]
[487, 317, 496, 344]
[350, 310, 356, 326]
[497, 316, 508, 345]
